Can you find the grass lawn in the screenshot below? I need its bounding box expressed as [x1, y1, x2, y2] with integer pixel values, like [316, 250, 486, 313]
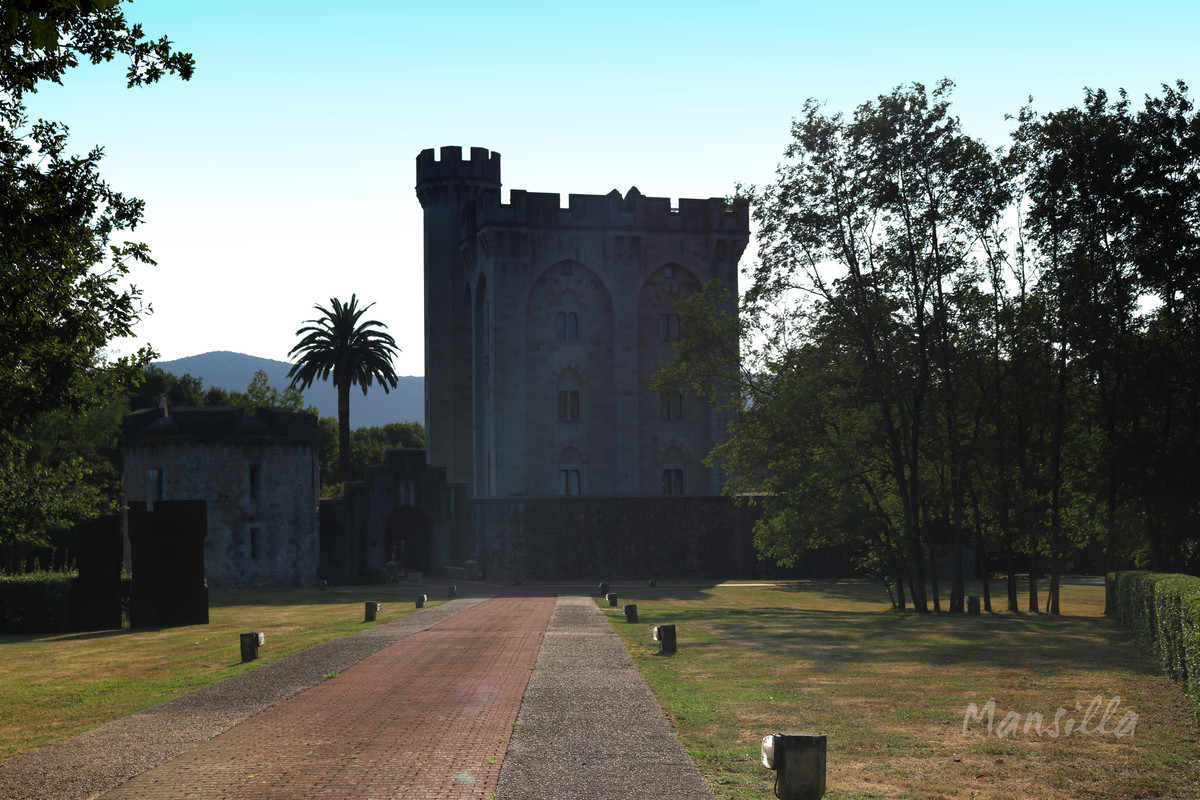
[0, 586, 439, 762]
[602, 580, 1200, 800]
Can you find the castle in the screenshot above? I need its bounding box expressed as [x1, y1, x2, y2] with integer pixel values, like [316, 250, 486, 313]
[117, 149, 760, 590]
[416, 146, 748, 499]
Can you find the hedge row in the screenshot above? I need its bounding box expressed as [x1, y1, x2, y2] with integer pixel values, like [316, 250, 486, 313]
[0, 572, 133, 634]
[0, 571, 77, 634]
[1107, 570, 1200, 715]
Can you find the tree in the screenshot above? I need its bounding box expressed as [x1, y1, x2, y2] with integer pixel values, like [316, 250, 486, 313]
[661, 81, 1200, 612]
[288, 296, 401, 483]
[1, 0, 193, 430]
[1, 1, 191, 556]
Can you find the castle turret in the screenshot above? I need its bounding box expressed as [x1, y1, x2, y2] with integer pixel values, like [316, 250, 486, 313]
[415, 147, 501, 483]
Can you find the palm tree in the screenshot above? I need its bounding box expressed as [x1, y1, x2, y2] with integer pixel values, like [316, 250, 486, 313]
[288, 295, 400, 484]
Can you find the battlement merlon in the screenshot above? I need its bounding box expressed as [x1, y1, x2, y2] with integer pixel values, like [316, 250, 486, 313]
[415, 146, 502, 206]
[473, 188, 749, 233]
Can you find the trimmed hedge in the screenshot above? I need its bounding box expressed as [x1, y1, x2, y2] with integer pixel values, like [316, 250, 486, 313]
[1107, 570, 1200, 716]
[0, 571, 77, 634]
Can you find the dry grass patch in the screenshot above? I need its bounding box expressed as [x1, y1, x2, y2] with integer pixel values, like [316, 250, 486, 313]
[604, 580, 1200, 800]
[0, 586, 438, 762]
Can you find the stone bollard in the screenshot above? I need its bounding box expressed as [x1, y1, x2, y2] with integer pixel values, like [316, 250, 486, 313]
[415, 594, 426, 608]
[240, 632, 264, 663]
[364, 601, 380, 622]
[763, 732, 826, 800]
[606, 592, 619, 607]
[623, 603, 638, 623]
[653, 624, 677, 654]
[967, 595, 981, 614]
[448, 585, 457, 598]
[648, 579, 657, 587]
[598, 582, 610, 595]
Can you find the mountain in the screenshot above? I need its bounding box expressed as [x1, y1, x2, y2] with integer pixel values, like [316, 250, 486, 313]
[154, 351, 424, 429]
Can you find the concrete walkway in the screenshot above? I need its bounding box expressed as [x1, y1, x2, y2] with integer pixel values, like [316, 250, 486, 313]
[1, 594, 713, 800]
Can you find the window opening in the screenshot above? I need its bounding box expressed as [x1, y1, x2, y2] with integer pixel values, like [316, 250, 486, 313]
[249, 464, 262, 500]
[557, 389, 580, 421]
[558, 469, 582, 496]
[660, 392, 684, 421]
[556, 311, 579, 341]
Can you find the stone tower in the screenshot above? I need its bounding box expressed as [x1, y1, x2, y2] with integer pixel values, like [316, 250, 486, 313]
[415, 146, 502, 485]
[415, 146, 748, 498]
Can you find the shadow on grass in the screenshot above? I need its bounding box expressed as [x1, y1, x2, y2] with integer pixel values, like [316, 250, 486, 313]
[621, 602, 1157, 676]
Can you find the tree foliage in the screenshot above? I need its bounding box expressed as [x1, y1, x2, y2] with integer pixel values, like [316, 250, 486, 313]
[0, 1, 191, 557]
[288, 295, 401, 483]
[659, 80, 1200, 613]
[1, 0, 193, 429]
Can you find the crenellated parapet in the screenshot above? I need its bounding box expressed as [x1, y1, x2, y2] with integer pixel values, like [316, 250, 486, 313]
[415, 146, 502, 208]
[475, 186, 747, 233]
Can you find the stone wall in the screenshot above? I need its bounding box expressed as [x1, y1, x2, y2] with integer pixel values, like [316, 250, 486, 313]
[122, 406, 321, 590]
[467, 495, 759, 581]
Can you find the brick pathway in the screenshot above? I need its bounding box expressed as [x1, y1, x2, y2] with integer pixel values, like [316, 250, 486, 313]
[98, 597, 555, 800]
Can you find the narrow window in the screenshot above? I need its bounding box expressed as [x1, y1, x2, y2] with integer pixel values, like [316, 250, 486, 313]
[662, 469, 685, 495]
[250, 527, 260, 560]
[559, 469, 582, 496]
[660, 392, 684, 421]
[556, 311, 579, 341]
[664, 265, 675, 279]
[248, 463, 262, 500]
[660, 314, 680, 342]
[147, 468, 164, 509]
[557, 389, 580, 421]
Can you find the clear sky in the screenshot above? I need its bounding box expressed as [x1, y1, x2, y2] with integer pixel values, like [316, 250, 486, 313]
[23, 0, 1199, 378]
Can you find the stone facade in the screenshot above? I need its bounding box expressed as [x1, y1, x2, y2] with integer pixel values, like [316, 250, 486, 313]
[122, 406, 321, 590]
[416, 146, 749, 498]
[468, 496, 759, 581]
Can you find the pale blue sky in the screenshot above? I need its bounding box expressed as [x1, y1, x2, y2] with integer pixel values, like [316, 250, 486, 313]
[23, 0, 1199, 378]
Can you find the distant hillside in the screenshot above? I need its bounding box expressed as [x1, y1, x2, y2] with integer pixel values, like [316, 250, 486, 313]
[154, 351, 424, 429]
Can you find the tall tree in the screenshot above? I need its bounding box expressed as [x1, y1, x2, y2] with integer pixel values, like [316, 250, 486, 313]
[288, 296, 400, 483]
[1, 0, 193, 430]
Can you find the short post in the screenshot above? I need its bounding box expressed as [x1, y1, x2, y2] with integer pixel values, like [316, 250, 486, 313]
[623, 603, 638, 623]
[606, 592, 618, 607]
[967, 595, 981, 615]
[240, 632, 264, 663]
[448, 585, 457, 597]
[764, 732, 826, 800]
[648, 578, 657, 587]
[415, 594, 426, 608]
[364, 601, 380, 622]
[598, 582, 609, 595]
[654, 624, 677, 654]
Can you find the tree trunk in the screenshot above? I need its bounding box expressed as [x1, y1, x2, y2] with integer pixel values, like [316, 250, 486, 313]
[338, 378, 352, 483]
[1006, 545, 1018, 613]
[1028, 551, 1040, 614]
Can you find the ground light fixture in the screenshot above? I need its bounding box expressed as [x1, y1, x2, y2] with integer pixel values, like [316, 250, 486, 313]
[761, 732, 826, 799]
[652, 624, 677, 654]
[240, 632, 265, 662]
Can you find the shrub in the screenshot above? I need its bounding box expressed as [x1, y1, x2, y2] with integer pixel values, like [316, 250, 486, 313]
[1108, 570, 1200, 716]
[0, 570, 78, 634]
